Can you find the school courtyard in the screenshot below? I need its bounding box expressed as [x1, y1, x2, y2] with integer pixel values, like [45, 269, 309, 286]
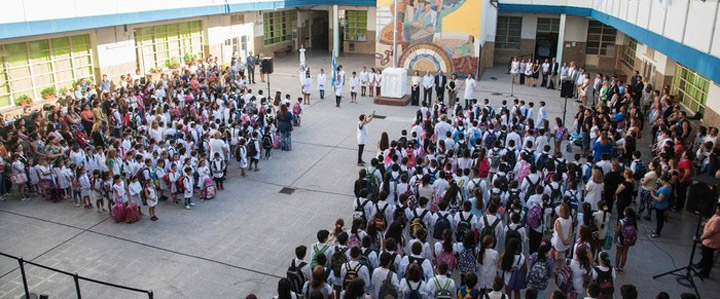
[0, 51, 715, 298]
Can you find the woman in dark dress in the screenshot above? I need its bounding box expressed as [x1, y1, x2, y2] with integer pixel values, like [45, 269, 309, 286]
[603, 161, 624, 213]
[614, 169, 636, 218]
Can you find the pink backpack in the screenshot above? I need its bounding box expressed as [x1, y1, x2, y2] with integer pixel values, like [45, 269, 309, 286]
[435, 248, 456, 272]
[517, 160, 531, 182]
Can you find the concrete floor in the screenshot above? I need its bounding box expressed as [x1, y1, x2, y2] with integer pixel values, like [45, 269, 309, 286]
[0, 50, 717, 299]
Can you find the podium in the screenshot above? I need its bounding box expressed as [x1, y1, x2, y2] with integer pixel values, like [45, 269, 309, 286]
[374, 68, 411, 106]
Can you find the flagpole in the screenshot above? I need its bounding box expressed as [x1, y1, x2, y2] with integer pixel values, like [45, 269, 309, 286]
[392, 0, 398, 68]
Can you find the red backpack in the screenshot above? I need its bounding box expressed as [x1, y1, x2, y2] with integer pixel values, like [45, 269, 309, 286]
[293, 103, 302, 115]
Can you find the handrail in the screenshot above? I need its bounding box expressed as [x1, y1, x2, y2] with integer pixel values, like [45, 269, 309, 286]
[0, 251, 154, 299]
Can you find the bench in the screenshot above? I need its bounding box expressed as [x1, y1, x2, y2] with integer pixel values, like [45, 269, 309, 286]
[273, 46, 292, 57]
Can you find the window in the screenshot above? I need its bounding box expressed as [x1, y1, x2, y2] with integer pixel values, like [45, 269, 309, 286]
[134, 21, 204, 73]
[586, 21, 617, 56]
[672, 63, 709, 114]
[496, 16, 522, 50]
[0, 34, 94, 107]
[622, 38, 637, 67]
[263, 11, 296, 45]
[345, 10, 368, 41]
[536, 18, 560, 33]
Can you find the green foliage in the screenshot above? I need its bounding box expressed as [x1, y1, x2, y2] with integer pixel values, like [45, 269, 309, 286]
[165, 57, 181, 69]
[14, 94, 32, 106]
[183, 53, 196, 63]
[40, 86, 57, 98]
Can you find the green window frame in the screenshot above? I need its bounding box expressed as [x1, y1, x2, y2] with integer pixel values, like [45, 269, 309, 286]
[0, 34, 94, 107]
[263, 11, 296, 45]
[134, 21, 204, 73]
[496, 16, 522, 50]
[621, 38, 637, 67]
[344, 10, 368, 41]
[672, 63, 710, 114]
[587, 20, 617, 56]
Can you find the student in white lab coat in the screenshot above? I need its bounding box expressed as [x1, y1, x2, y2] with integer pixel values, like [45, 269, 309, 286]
[317, 69, 327, 100]
[350, 72, 359, 103]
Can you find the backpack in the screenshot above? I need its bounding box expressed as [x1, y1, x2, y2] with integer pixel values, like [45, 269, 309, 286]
[246, 140, 258, 157]
[330, 247, 348, 279]
[555, 260, 574, 294]
[176, 176, 186, 193]
[377, 271, 398, 299]
[555, 158, 568, 174]
[505, 149, 517, 167]
[343, 262, 362, 290]
[405, 280, 423, 299]
[366, 167, 380, 192]
[555, 126, 567, 141]
[507, 190, 522, 206]
[567, 190, 580, 212]
[547, 183, 561, 203]
[374, 203, 389, 231]
[495, 174, 509, 192]
[489, 148, 502, 169]
[632, 160, 647, 181]
[518, 161, 531, 182]
[435, 247, 457, 273]
[353, 198, 369, 229]
[235, 145, 245, 162]
[286, 260, 307, 293]
[136, 167, 149, 182]
[477, 159, 490, 178]
[458, 247, 476, 274]
[433, 213, 452, 240]
[162, 172, 171, 187]
[536, 153, 549, 170]
[410, 210, 429, 238]
[527, 258, 549, 290]
[484, 132, 497, 149]
[594, 266, 614, 295]
[620, 220, 638, 246]
[359, 248, 375, 274]
[432, 278, 453, 299]
[347, 233, 362, 249]
[293, 102, 302, 115]
[526, 204, 543, 230]
[310, 243, 330, 269]
[505, 224, 523, 247]
[393, 205, 408, 228]
[262, 134, 273, 150]
[480, 216, 501, 243]
[582, 162, 592, 182]
[524, 176, 540, 201]
[456, 213, 473, 242]
[429, 169, 440, 184]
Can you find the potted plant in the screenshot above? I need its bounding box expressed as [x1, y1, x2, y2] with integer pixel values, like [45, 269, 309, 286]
[40, 86, 57, 100]
[14, 94, 32, 106]
[165, 57, 180, 69]
[58, 87, 69, 96]
[183, 53, 196, 64]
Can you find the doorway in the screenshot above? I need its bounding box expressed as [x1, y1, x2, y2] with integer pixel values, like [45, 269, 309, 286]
[535, 32, 558, 61]
[535, 18, 560, 61]
[311, 11, 329, 51]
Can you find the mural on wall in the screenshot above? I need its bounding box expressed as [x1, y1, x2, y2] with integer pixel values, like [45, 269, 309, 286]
[375, 0, 481, 76]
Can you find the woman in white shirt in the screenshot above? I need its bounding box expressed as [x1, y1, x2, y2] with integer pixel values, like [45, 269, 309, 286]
[551, 203, 573, 269]
[568, 246, 593, 298]
[584, 168, 605, 210]
[524, 61, 533, 86]
[510, 57, 520, 83]
[477, 236, 499, 292]
[410, 71, 421, 106]
[302, 71, 313, 105]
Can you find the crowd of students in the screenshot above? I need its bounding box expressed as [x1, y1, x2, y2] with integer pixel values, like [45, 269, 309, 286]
[1, 54, 302, 222]
[277, 69, 718, 299]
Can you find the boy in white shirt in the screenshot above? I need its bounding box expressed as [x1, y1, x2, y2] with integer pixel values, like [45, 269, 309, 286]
[350, 72, 359, 103]
[182, 167, 194, 210]
[425, 262, 456, 297]
[317, 69, 327, 99]
[359, 67, 369, 97]
[339, 247, 371, 292]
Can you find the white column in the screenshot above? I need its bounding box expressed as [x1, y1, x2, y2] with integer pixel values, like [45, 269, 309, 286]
[392, 0, 398, 67]
[556, 14, 567, 64]
[333, 5, 339, 58]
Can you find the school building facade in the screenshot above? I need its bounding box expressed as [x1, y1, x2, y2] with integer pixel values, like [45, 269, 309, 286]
[1, 0, 719, 125]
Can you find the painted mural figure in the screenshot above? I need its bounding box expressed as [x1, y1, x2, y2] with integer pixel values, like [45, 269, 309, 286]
[377, 0, 480, 76]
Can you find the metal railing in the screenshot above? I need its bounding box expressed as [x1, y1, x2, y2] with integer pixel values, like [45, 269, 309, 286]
[0, 251, 154, 299]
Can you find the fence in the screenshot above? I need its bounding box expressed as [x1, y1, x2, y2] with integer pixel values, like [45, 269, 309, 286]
[0, 251, 154, 299]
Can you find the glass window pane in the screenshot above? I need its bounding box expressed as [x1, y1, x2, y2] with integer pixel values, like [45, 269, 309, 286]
[51, 37, 70, 48]
[5, 43, 28, 68]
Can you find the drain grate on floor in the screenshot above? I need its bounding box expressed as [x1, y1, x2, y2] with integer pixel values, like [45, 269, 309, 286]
[373, 115, 387, 119]
[490, 77, 498, 80]
[279, 187, 296, 195]
[491, 92, 503, 96]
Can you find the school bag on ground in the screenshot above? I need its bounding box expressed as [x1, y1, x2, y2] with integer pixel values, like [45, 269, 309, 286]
[286, 259, 307, 293]
[410, 209, 429, 238]
[456, 213, 474, 242]
[343, 262, 362, 289]
[377, 271, 398, 299]
[480, 216, 501, 243]
[433, 213, 452, 240]
[330, 247, 348, 279]
[203, 177, 216, 199]
[432, 278, 453, 299]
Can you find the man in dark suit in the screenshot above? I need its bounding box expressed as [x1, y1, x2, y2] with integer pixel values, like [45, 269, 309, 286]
[434, 70, 447, 104]
[246, 51, 257, 84]
[547, 57, 559, 89]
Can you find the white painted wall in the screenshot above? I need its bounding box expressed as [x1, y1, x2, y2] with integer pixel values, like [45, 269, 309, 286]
[521, 15, 537, 39]
[564, 16, 587, 42]
[94, 26, 136, 69]
[706, 82, 720, 114]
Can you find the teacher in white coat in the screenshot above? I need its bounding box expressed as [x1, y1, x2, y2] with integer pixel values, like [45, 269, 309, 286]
[464, 74, 477, 108]
[357, 111, 375, 166]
